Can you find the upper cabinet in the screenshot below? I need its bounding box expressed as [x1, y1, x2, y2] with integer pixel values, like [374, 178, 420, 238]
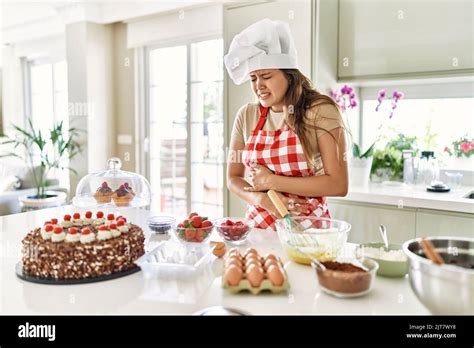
[338, 0, 474, 79]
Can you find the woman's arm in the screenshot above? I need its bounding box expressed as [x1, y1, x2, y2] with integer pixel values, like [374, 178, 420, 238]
[227, 138, 310, 216]
[245, 127, 349, 197]
[226, 139, 261, 206]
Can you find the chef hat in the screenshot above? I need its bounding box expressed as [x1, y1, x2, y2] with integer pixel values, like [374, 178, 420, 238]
[224, 18, 298, 85]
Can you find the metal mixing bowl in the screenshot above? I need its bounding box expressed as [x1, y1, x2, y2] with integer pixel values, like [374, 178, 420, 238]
[402, 237, 474, 314]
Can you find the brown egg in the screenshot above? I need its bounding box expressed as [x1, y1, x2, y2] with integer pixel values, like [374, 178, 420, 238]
[244, 248, 258, 258]
[267, 265, 285, 286]
[224, 265, 243, 286]
[226, 259, 243, 270]
[227, 253, 243, 262]
[244, 251, 260, 260]
[245, 257, 262, 269]
[228, 248, 241, 257]
[264, 258, 278, 271]
[226, 255, 243, 265]
[264, 253, 278, 262]
[213, 247, 226, 258]
[245, 264, 264, 288]
[211, 242, 226, 258]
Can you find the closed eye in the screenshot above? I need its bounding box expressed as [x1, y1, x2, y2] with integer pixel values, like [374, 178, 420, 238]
[250, 74, 272, 82]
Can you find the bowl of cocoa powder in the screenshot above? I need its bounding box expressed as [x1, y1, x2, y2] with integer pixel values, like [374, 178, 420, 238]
[311, 258, 379, 298]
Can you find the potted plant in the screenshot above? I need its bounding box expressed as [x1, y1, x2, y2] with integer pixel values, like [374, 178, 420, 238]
[443, 135, 474, 171]
[371, 133, 418, 182]
[0, 119, 82, 211]
[330, 86, 404, 188]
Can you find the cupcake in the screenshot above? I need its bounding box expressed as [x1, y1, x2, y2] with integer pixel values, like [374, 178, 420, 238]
[123, 183, 136, 196]
[94, 181, 113, 204]
[112, 184, 134, 206]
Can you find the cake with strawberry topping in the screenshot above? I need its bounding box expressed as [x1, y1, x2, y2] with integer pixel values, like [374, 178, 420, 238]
[94, 182, 113, 204]
[21, 211, 145, 280]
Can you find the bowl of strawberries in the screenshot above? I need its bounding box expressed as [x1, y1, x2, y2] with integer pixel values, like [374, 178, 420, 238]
[213, 218, 254, 245]
[174, 212, 214, 243]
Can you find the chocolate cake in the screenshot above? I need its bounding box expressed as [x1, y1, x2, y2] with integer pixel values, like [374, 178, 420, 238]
[21, 212, 145, 280]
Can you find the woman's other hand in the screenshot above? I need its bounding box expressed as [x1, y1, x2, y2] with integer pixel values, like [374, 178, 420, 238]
[244, 164, 275, 192]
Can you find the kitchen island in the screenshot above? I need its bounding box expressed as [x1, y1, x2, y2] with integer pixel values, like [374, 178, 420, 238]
[0, 206, 428, 315]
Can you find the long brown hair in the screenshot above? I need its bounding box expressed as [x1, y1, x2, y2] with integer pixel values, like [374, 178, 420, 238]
[281, 69, 343, 169]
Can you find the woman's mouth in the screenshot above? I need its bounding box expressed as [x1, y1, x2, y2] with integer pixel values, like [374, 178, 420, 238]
[259, 92, 271, 100]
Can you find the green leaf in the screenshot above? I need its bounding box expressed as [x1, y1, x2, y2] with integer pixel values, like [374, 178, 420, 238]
[361, 143, 376, 158]
[352, 143, 361, 158]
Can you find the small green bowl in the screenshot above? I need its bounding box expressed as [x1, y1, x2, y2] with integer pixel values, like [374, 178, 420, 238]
[360, 243, 408, 278]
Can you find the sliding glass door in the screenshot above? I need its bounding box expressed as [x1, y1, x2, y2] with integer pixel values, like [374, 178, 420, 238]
[147, 39, 224, 217]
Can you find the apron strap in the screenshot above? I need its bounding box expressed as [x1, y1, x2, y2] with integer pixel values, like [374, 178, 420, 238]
[254, 105, 269, 132]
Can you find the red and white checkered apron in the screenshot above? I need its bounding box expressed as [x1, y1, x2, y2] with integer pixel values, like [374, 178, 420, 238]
[242, 105, 330, 231]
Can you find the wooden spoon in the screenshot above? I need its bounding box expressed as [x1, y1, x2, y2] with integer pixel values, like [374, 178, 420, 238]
[420, 238, 444, 265]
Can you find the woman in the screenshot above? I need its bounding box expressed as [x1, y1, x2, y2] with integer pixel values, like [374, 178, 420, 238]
[224, 19, 348, 231]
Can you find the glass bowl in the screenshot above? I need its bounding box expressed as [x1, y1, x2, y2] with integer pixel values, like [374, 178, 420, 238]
[147, 216, 176, 235]
[213, 217, 254, 245]
[275, 216, 350, 265]
[173, 224, 213, 244]
[311, 257, 378, 298]
[359, 242, 408, 278]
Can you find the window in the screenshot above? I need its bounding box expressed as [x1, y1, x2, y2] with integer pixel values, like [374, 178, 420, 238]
[360, 83, 474, 168]
[147, 39, 224, 217]
[29, 60, 68, 136]
[27, 59, 69, 187]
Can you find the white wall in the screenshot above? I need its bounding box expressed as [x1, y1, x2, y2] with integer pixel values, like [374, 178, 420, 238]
[66, 22, 116, 195]
[127, 4, 223, 48]
[113, 22, 136, 172]
[1, 45, 25, 136]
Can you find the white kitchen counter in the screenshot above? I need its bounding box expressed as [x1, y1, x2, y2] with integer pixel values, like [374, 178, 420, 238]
[0, 206, 429, 315]
[330, 182, 474, 214]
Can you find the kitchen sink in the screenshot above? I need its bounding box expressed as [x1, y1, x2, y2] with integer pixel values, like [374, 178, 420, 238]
[463, 191, 474, 199]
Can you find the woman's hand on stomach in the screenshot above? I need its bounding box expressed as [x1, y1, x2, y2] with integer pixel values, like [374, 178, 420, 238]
[255, 191, 309, 218]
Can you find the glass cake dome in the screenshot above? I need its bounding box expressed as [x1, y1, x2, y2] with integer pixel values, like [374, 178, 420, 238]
[73, 157, 151, 208]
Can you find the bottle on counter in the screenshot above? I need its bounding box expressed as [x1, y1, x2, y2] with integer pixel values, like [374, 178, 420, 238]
[417, 151, 439, 186]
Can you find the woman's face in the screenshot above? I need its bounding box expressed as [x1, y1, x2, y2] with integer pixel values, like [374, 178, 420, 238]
[250, 69, 289, 112]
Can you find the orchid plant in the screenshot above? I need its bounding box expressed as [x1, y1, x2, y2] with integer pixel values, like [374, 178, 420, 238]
[330, 85, 404, 159]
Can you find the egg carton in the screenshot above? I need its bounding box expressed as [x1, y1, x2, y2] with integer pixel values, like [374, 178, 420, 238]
[222, 277, 290, 295]
[221, 263, 290, 295]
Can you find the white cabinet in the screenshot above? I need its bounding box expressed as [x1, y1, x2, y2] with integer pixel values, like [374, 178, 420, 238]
[224, 0, 313, 217]
[416, 209, 474, 238]
[329, 199, 474, 243]
[338, 0, 474, 79]
[328, 200, 417, 244]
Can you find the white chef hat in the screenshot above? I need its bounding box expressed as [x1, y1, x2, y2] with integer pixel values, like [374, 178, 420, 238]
[224, 18, 298, 85]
